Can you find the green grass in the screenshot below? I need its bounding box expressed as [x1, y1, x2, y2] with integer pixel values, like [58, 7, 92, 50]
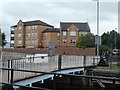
[94, 65, 120, 71]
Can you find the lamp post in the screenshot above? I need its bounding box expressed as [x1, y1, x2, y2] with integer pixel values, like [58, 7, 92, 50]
[93, 0, 99, 56]
[115, 28, 117, 49]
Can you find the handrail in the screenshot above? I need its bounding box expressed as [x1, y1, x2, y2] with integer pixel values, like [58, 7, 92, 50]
[1, 68, 120, 81]
[0, 82, 53, 90]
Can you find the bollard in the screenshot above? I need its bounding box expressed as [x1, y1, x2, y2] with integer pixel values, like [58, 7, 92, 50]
[8, 60, 10, 83]
[83, 56, 86, 67]
[93, 57, 95, 66]
[58, 54, 62, 70]
[10, 69, 14, 84]
[32, 53, 35, 62]
[53, 74, 56, 90]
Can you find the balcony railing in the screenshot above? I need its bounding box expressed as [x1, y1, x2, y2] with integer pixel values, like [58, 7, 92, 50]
[11, 37, 14, 40]
[11, 31, 14, 34]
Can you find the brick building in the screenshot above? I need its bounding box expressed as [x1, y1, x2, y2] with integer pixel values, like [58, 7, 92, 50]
[10, 20, 90, 48]
[42, 28, 60, 48]
[60, 22, 90, 47]
[10, 20, 53, 48]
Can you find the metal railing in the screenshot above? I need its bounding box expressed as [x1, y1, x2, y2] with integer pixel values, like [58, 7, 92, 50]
[1, 68, 120, 90]
[0, 55, 99, 83]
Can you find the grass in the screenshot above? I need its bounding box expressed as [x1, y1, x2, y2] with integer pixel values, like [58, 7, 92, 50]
[94, 65, 120, 71]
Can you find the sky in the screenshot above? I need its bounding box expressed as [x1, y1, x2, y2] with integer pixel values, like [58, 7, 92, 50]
[0, 0, 119, 42]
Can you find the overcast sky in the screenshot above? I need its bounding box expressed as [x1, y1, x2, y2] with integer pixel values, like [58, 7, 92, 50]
[0, 0, 119, 42]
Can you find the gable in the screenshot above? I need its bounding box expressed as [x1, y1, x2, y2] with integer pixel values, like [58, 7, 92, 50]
[17, 20, 23, 26]
[68, 24, 79, 31]
[60, 22, 90, 32]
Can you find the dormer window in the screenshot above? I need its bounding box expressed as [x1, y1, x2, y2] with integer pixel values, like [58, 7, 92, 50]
[70, 31, 76, 36]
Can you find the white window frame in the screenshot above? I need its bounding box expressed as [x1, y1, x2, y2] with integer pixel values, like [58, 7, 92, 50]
[70, 40, 76, 44]
[18, 26, 22, 30]
[26, 33, 30, 37]
[18, 40, 22, 44]
[26, 26, 30, 30]
[11, 27, 15, 31]
[32, 40, 37, 44]
[18, 33, 22, 37]
[70, 31, 76, 36]
[63, 31, 67, 36]
[79, 32, 87, 36]
[57, 33, 60, 36]
[32, 33, 37, 37]
[32, 25, 37, 30]
[63, 39, 66, 44]
[26, 40, 30, 44]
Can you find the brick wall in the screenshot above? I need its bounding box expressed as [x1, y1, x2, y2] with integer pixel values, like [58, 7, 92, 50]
[2, 48, 96, 56]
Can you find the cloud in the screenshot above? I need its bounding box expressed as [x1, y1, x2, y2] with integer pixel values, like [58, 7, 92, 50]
[1, 1, 118, 43]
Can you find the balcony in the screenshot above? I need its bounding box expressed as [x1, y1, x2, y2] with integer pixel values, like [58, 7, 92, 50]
[10, 43, 14, 47]
[11, 31, 14, 34]
[11, 37, 14, 40]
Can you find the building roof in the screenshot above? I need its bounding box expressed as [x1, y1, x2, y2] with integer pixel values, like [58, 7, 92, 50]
[11, 20, 53, 28]
[60, 22, 90, 32]
[42, 28, 60, 33]
[11, 25, 17, 28]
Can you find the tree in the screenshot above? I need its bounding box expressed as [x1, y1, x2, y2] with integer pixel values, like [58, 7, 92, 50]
[99, 45, 110, 55]
[0, 29, 7, 47]
[101, 30, 120, 49]
[76, 33, 95, 48]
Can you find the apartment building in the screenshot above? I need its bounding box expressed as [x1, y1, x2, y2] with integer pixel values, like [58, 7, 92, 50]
[10, 20, 91, 48]
[42, 28, 60, 48]
[10, 20, 53, 48]
[60, 22, 90, 47]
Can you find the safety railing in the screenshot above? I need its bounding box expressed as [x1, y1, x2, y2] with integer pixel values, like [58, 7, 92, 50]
[0, 55, 99, 83]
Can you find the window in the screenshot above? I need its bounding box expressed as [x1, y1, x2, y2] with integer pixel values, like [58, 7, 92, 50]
[26, 26, 30, 30]
[32, 40, 37, 44]
[79, 32, 87, 36]
[18, 40, 22, 44]
[11, 27, 15, 31]
[32, 33, 37, 37]
[18, 33, 22, 37]
[63, 31, 66, 36]
[70, 31, 76, 36]
[26, 40, 30, 44]
[18, 26, 22, 30]
[11, 34, 14, 37]
[32, 25, 37, 30]
[44, 33, 48, 36]
[57, 33, 60, 36]
[26, 33, 30, 37]
[70, 40, 76, 44]
[63, 39, 66, 44]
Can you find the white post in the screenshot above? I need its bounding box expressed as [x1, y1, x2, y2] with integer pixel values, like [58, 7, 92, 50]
[93, 0, 100, 56]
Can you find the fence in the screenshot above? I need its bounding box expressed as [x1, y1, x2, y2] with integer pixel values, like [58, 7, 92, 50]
[0, 54, 99, 84]
[1, 68, 120, 90]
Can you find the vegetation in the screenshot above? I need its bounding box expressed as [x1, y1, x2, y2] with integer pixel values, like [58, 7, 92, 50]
[76, 30, 120, 54]
[0, 29, 7, 47]
[76, 33, 95, 48]
[101, 30, 120, 49]
[99, 30, 120, 53]
[99, 45, 110, 54]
